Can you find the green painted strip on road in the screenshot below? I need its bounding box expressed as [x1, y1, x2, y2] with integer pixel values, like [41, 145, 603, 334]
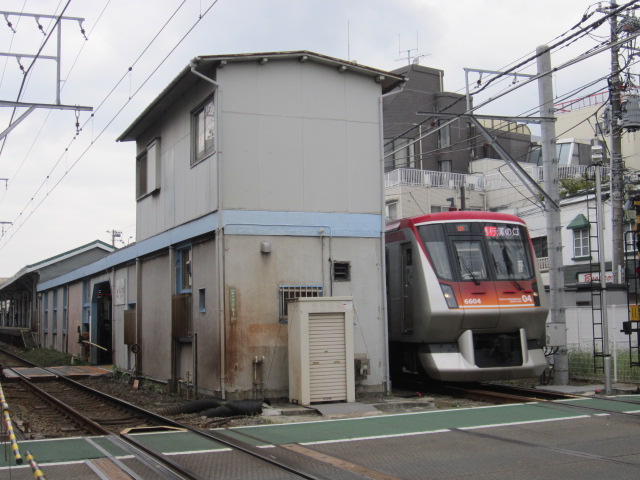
[0, 436, 125, 468]
[555, 395, 640, 413]
[126, 430, 231, 454]
[223, 403, 588, 446]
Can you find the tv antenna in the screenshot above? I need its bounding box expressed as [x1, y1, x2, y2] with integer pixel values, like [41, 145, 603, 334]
[397, 31, 430, 65]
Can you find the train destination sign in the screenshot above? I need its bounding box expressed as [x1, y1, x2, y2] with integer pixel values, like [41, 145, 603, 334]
[483, 225, 521, 237]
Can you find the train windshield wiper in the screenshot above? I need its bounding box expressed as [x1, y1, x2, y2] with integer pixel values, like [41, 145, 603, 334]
[492, 252, 523, 291]
[458, 254, 480, 285]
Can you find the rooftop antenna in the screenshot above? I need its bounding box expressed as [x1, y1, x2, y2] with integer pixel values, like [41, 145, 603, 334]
[396, 31, 430, 65]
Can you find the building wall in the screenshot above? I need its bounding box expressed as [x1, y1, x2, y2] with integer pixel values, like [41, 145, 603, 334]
[67, 282, 83, 358]
[139, 254, 172, 380]
[112, 264, 137, 370]
[385, 184, 486, 220]
[220, 60, 382, 214]
[135, 79, 218, 241]
[554, 102, 640, 171]
[222, 234, 385, 397]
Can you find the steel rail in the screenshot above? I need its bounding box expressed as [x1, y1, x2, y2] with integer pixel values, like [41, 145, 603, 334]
[3, 357, 330, 480]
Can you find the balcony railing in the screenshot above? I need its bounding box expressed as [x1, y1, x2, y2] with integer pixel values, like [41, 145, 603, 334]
[484, 164, 609, 190]
[537, 256, 550, 272]
[385, 165, 610, 192]
[385, 168, 485, 190]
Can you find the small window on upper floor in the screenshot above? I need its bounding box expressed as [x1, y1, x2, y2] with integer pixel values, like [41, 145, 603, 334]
[136, 138, 160, 199]
[192, 96, 215, 165]
[136, 150, 148, 198]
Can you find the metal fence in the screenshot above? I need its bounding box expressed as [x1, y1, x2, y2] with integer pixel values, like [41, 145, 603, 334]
[562, 305, 640, 383]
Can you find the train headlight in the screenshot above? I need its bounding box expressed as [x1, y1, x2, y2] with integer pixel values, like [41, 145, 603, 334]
[532, 281, 541, 306]
[440, 284, 458, 309]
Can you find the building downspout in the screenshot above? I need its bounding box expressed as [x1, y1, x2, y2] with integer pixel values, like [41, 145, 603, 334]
[189, 58, 226, 398]
[379, 83, 404, 393]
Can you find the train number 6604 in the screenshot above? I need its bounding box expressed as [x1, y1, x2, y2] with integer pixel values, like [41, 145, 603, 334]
[463, 298, 482, 305]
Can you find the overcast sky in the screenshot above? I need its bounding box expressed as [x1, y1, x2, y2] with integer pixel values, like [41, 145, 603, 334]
[0, 0, 618, 277]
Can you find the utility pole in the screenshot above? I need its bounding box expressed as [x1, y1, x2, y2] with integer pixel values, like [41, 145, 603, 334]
[537, 45, 569, 385]
[107, 229, 121, 247]
[609, 0, 625, 284]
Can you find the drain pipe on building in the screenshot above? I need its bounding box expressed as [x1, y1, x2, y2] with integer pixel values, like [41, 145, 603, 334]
[189, 58, 227, 399]
[379, 82, 404, 394]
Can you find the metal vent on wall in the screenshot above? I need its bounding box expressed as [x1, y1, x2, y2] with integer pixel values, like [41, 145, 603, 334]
[333, 261, 351, 281]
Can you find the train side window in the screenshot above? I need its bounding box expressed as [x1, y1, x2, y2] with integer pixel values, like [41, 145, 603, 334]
[418, 224, 454, 280]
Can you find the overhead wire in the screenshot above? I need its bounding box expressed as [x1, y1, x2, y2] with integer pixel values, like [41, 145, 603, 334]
[0, 0, 72, 158]
[0, 0, 187, 233]
[384, 1, 634, 157]
[0, 0, 112, 210]
[0, 0, 222, 249]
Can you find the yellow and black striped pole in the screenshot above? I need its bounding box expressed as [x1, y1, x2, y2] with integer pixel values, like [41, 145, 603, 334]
[0, 382, 23, 465]
[25, 451, 46, 480]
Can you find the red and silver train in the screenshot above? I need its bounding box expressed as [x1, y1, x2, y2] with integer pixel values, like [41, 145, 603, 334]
[385, 211, 548, 382]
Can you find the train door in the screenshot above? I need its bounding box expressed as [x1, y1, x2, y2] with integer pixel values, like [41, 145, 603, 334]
[401, 244, 414, 334]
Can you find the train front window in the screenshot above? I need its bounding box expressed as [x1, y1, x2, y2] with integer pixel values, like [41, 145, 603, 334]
[453, 241, 488, 282]
[418, 224, 454, 280]
[484, 223, 533, 280]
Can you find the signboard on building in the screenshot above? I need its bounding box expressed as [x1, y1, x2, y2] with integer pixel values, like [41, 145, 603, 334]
[115, 278, 126, 305]
[577, 272, 613, 283]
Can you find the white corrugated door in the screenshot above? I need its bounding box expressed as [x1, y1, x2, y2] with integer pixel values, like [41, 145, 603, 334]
[308, 312, 347, 402]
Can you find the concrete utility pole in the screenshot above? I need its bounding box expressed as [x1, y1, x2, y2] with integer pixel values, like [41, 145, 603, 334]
[537, 45, 569, 385]
[107, 229, 122, 247]
[609, 0, 625, 284]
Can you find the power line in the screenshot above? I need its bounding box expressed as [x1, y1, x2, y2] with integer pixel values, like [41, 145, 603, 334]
[0, 0, 221, 250]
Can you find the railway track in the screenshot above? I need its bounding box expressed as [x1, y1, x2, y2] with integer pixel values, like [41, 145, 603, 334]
[0, 348, 340, 479]
[443, 382, 580, 404]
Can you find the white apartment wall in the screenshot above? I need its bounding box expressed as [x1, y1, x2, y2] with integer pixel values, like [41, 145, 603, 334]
[220, 60, 382, 214]
[555, 104, 640, 171]
[385, 185, 486, 220]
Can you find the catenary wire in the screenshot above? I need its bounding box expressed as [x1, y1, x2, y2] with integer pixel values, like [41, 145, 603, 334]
[0, 0, 221, 248]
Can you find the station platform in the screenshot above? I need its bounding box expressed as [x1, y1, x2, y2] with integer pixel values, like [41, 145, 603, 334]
[2, 393, 640, 479]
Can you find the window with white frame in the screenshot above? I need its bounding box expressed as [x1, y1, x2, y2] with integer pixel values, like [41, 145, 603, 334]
[136, 138, 160, 199]
[386, 201, 398, 221]
[192, 96, 215, 165]
[566, 213, 591, 259]
[384, 138, 415, 170]
[437, 121, 451, 148]
[136, 150, 148, 198]
[430, 205, 450, 213]
[573, 227, 590, 258]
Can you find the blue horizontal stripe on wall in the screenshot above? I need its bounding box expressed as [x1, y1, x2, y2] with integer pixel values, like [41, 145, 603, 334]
[37, 210, 380, 291]
[223, 211, 381, 238]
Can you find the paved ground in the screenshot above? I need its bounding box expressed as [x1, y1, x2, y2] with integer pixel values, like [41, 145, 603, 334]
[2, 386, 640, 479]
